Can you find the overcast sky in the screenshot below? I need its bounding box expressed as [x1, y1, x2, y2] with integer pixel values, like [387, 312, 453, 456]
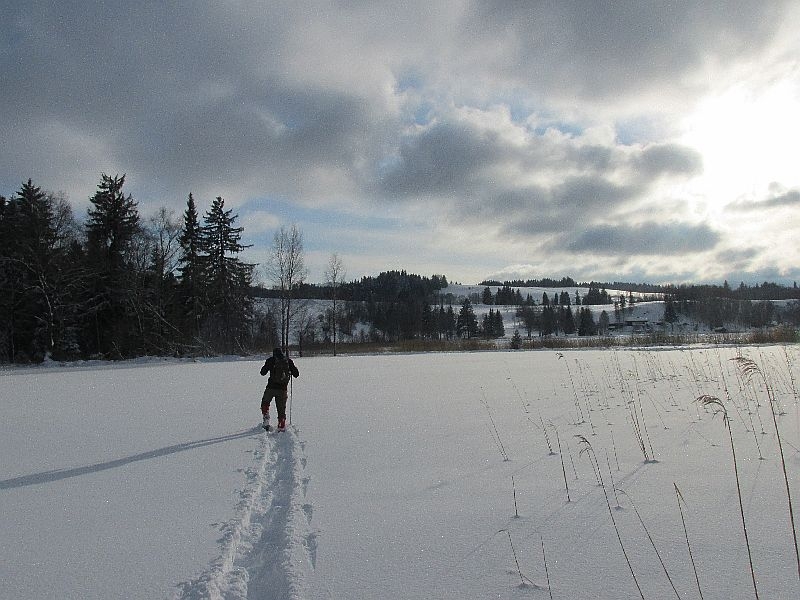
[3, 1, 799, 285]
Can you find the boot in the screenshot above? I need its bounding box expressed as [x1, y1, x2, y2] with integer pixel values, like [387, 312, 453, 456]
[278, 417, 286, 431]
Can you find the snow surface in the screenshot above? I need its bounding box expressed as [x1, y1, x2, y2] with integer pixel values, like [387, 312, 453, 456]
[2, 346, 800, 599]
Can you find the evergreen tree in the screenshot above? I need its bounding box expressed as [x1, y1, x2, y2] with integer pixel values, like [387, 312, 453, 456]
[583, 284, 612, 305]
[481, 308, 504, 338]
[663, 295, 678, 329]
[0, 195, 10, 360]
[540, 305, 557, 336]
[492, 309, 505, 337]
[84, 173, 141, 357]
[198, 196, 254, 353]
[510, 329, 523, 349]
[482, 286, 494, 305]
[456, 298, 478, 338]
[177, 194, 204, 342]
[443, 305, 456, 340]
[0, 188, 26, 361]
[255, 307, 280, 350]
[598, 310, 610, 335]
[562, 305, 576, 335]
[12, 182, 81, 359]
[578, 307, 597, 336]
[421, 302, 435, 338]
[516, 304, 538, 337]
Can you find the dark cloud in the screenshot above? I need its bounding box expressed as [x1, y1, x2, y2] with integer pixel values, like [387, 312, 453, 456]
[1, 1, 377, 205]
[465, 1, 790, 106]
[564, 222, 720, 255]
[727, 189, 800, 212]
[500, 178, 642, 235]
[372, 116, 699, 240]
[633, 144, 703, 178]
[376, 122, 504, 198]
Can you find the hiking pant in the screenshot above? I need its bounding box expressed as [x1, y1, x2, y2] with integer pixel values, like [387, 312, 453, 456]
[261, 386, 288, 421]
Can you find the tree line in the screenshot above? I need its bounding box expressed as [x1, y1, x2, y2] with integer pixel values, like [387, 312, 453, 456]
[4, 175, 798, 362]
[479, 284, 613, 306]
[482, 277, 800, 301]
[663, 293, 800, 330]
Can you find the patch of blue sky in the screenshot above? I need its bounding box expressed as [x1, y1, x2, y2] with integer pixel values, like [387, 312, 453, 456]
[238, 195, 404, 253]
[373, 153, 402, 178]
[410, 101, 435, 126]
[531, 120, 584, 138]
[395, 69, 424, 93]
[469, 91, 587, 139]
[614, 116, 662, 146]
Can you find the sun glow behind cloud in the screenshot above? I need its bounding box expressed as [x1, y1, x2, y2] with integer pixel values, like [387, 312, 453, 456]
[680, 79, 800, 217]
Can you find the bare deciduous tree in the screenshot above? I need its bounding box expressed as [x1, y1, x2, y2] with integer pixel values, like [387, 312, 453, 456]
[324, 252, 346, 355]
[264, 225, 308, 353]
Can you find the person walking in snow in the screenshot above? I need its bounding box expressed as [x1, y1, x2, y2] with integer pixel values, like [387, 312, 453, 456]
[260, 347, 299, 431]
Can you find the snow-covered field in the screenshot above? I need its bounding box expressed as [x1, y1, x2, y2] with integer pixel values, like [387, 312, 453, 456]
[2, 346, 800, 599]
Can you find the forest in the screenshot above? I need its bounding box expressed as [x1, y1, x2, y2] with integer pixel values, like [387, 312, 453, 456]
[0, 176, 255, 362]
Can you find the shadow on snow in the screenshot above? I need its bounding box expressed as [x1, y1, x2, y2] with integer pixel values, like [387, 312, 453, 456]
[0, 427, 263, 490]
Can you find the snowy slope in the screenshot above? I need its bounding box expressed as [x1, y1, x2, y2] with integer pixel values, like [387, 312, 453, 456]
[2, 347, 800, 599]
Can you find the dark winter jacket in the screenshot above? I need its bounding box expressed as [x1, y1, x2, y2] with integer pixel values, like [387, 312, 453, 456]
[260, 349, 299, 390]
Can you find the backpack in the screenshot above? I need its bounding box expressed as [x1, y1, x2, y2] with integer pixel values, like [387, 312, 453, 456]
[272, 357, 291, 385]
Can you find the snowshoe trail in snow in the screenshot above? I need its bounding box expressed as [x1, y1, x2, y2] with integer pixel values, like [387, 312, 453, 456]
[175, 427, 316, 600]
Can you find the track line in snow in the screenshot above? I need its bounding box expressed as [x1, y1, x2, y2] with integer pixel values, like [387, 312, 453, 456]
[174, 427, 315, 600]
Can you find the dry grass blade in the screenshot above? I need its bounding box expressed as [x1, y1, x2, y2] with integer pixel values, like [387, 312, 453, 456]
[696, 394, 724, 413]
[731, 356, 761, 382]
[574, 435, 645, 599]
[499, 529, 534, 587]
[618, 489, 682, 600]
[695, 394, 759, 599]
[731, 355, 800, 581]
[674, 483, 704, 600]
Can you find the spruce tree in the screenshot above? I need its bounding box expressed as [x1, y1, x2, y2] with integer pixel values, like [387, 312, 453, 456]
[578, 307, 597, 336]
[510, 329, 523, 349]
[444, 305, 456, 339]
[11, 181, 70, 359]
[0, 192, 22, 360]
[198, 196, 253, 353]
[562, 305, 576, 335]
[177, 194, 204, 342]
[598, 310, 610, 335]
[492, 309, 505, 337]
[540, 305, 557, 336]
[457, 298, 478, 338]
[663, 295, 679, 330]
[84, 173, 141, 357]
